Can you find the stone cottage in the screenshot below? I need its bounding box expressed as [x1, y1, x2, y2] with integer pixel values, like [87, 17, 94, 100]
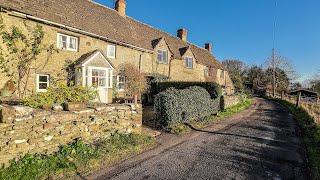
[0, 0, 234, 103]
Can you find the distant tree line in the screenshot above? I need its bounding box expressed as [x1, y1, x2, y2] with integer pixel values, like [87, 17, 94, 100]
[222, 52, 300, 95]
[309, 70, 320, 94]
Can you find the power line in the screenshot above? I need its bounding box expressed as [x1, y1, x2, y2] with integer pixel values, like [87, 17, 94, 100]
[272, 0, 278, 97]
[272, 0, 278, 50]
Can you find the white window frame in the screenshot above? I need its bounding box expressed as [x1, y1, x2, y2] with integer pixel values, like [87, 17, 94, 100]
[107, 45, 116, 59]
[57, 33, 78, 51]
[157, 49, 168, 64]
[205, 66, 210, 76]
[185, 56, 193, 68]
[36, 74, 50, 92]
[117, 75, 126, 91]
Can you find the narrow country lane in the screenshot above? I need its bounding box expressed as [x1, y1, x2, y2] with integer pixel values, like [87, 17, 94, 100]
[88, 98, 310, 180]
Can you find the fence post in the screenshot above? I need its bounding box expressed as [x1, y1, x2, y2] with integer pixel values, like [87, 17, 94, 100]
[296, 91, 301, 107]
[281, 91, 285, 100]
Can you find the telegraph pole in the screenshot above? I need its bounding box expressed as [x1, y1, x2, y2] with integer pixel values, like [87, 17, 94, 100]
[272, 0, 277, 97]
[272, 48, 276, 97]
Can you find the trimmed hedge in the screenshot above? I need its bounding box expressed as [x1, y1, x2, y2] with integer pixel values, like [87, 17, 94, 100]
[154, 86, 220, 128]
[151, 81, 222, 99]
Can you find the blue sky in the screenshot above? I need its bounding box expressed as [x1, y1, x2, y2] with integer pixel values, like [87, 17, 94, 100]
[94, 0, 320, 81]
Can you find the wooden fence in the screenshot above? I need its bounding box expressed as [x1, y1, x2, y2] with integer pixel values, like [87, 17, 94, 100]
[268, 91, 320, 124]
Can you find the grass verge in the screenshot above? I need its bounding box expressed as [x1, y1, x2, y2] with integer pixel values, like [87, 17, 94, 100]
[0, 133, 155, 180]
[267, 97, 320, 179]
[167, 98, 252, 134]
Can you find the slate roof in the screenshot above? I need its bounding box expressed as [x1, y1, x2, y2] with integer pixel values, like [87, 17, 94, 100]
[0, 0, 224, 69]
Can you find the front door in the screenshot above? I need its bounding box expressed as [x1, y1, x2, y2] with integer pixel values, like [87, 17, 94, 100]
[87, 67, 108, 103]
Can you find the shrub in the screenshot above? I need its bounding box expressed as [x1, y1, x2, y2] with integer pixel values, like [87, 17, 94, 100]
[154, 86, 220, 128]
[22, 83, 98, 108]
[151, 81, 222, 99]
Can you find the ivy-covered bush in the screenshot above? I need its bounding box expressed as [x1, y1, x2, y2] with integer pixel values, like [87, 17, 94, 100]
[154, 86, 220, 128]
[22, 83, 98, 108]
[151, 81, 222, 99]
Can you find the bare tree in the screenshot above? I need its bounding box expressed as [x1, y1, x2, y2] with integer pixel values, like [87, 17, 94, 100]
[222, 59, 248, 91]
[265, 53, 299, 94]
[222, 59, 248, 75]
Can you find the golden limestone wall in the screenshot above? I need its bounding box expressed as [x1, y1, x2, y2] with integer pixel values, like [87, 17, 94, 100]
[0, 11, 234, 98]
[0, 103, 142, 167]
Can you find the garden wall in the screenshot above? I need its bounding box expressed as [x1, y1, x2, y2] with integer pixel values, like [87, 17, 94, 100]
[222, 95, 241, 109]
[0, 104, 142, 167]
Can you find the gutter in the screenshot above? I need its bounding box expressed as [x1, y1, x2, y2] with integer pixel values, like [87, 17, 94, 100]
[6, 10, 154, 53]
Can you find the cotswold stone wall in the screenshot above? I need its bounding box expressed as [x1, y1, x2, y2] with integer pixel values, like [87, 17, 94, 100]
[0, 104, 142, 167]
[222, 95, 241, 109]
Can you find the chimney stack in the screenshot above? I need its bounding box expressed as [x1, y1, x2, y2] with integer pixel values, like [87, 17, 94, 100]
[115, 0, 126, 16]
[177, 28, 188, 41]
[205, 43, 212, 52]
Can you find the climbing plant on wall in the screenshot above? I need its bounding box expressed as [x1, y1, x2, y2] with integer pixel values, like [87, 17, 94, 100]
[0, 15, 58, 97]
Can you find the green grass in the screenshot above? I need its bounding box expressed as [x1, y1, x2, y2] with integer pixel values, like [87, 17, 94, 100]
[167, 98, 252, 134]
[268, 98, 320, 179]
[0, 133, 155, 180]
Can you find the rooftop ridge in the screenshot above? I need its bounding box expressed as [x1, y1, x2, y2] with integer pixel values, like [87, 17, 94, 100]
[0, 0, 225, 69]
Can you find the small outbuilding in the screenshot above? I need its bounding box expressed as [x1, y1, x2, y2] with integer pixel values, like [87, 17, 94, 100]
[288, 89, 319, 102]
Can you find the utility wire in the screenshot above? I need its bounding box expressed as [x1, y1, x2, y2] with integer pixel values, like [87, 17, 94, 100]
[273, 0, 278, 50]
[272, 0, 278, 97]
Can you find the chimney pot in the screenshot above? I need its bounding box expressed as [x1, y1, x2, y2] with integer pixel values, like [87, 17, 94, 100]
[205, 43, 212, 52]
[177, 28, 188, 41]
[115, 0, 126, 16]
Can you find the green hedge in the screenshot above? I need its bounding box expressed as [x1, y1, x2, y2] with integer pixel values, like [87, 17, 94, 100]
[22, 83, 98, 108]
[151, 81, 222, 99]
[154, 86, 220, 128]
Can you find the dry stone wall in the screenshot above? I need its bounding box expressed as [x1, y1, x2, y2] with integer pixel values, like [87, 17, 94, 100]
[0, 104, 142, 167]
[222, 95, 241, 109]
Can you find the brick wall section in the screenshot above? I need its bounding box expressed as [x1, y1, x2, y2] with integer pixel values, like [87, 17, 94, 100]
[0, 104, 142, 167]
[222, 95, 241, 109]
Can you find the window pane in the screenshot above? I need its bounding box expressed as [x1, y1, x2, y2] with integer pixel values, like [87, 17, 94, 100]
[69, 37, 77, 50]
[92, 70, 99, 76]
[39, 83, 48, 90]
[92, 77, 98, 85]
[99, 78, 106, 87]
[163, 51, 167, 63]
[59, 35, 67, 48]
[99, 70, 106, 77]
[108, 45, 115, 58]
[157, 53, 162, 63]
[119, 76, 125, 82]
[39, 75, 48, 82]
[118, 82, 125, 90]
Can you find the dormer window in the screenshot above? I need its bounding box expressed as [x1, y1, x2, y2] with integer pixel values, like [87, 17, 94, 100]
[205, 66, 210, 76]
[185, 56, 193, 68]
[107, 45, 116, 59]
[57, 33, 78, 51]
[157, 49, 168, 64]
